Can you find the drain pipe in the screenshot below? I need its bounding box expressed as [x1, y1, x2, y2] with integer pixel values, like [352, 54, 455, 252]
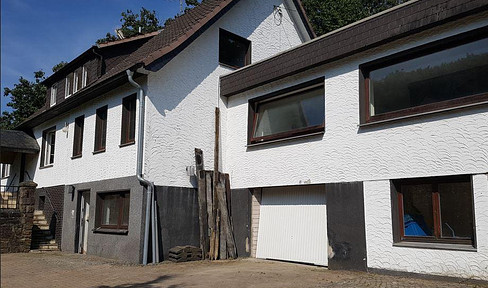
[126, 69, 155, 265]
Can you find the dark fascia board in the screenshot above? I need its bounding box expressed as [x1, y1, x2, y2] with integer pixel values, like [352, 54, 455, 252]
[17, 69, 143, 130]
[292, 0, 316, 39]
[220, 0, 488, 97]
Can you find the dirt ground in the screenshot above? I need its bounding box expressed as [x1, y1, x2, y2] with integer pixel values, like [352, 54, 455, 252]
[1, 252, 487, 288]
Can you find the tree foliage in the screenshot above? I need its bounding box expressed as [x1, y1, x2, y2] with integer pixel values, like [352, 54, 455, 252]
[52, 61, 68, 73]
[96, 7, 163, 44]
[301, 0, 406, 36]
[1, 71, 47, 129]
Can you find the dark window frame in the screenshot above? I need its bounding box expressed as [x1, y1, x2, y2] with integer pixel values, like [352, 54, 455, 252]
[359, 26, 488, 125]
[120, 94, 136, 146]
[95, 190, 130, 231]
[72, 115, 85, 158]
[94, 105, 108, 153]
[248, 77, 325, 144]
[219, 28, 251, 69]
[40, 126, 56, 168]
[391, 175, 476, 248]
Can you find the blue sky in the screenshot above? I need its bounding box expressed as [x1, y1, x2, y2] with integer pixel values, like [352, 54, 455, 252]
[1, 0, 184, 113]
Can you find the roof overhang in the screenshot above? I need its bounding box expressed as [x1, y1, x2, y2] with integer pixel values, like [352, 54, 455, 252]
[0, 130, 40, 162]
[220, 0, 488, 97]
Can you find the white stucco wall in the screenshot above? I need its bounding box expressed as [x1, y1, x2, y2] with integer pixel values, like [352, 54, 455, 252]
[144, 0, 304, 187]
[364, 175, 488, 280]
[223, 12, 488, 279]
[224, 13, 488, 189]
[28, 82, 143, 188]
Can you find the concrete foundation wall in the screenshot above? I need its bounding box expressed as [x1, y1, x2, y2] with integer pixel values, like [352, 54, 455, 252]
[61, 176, 144, 263]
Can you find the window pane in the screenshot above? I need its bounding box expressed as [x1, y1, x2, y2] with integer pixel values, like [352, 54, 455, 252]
[439, 182, 473, 239]
[402, 184, 434, 237]
[370, 38, 488, 116]
[48, 131, 55, 164]
[102, 195, 118, 225]
[253, 88, 324, 138]
[219, 30, 250, 68]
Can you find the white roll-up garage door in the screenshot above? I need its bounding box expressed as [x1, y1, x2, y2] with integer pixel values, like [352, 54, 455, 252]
[256, 185, 328, 266]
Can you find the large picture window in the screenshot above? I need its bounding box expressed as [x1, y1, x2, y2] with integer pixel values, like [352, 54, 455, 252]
[392, 175, 475, 247]
[41, 127, 56, 167]
[249, 78, 325, 144]
[361, 29, 488, 123]
[96, 191, 130, 231]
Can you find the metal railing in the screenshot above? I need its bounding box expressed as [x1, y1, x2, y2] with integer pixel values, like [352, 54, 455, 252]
[1, 185, 20, 209]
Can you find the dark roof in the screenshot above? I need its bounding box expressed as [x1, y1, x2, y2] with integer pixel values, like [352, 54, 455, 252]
[220, 0, 488, 97]
[19, 0, 313, 130]
[0, 130, 40, 154]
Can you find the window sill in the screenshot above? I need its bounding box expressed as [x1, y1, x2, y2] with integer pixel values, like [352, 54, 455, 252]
[93, 228, 128, 235]
[39, 164, 54, 169]
[92, 149, 106, 155]
[359, 99, 488, 128]
[393, 241, 476, 252]
[71, 154, 82, 160]
[247, 131, 324, 148]
[119, 141, 135, 148]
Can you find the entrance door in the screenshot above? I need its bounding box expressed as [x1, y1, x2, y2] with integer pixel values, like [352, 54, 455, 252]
[79, 191, 90, 254]
[256, 185, 328, 266]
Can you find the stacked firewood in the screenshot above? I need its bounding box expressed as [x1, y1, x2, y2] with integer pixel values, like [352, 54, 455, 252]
[168, 246, 202, 262]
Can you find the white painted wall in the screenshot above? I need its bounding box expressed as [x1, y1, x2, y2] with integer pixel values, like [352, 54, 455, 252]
[224, 13, 488, 189]
[364, 175, 488, 280]
[223, 12, 488, 279]
[144, 0, 305, 187]
[27, 82, 143, 188]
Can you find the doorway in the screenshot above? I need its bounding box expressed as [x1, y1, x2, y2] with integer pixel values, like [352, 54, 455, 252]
[78, 191, 90, 254]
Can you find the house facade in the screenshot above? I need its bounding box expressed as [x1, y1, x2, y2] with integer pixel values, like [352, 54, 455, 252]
[3, 0, 312, 263]
[220, 0, 488, 280]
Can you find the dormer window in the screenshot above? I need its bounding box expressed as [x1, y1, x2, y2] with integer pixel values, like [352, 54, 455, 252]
[82, 66, 88, 88]
[219, 29, 251, 69]
[73, 71, 80, 94]
[50, 86, 57, 107]
[65, 73, 73, 98]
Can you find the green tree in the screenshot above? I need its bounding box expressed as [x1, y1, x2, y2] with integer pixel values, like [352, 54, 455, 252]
[301, 0, 405, 36]
[52, 61, 68, 73]
[1, 71, 47, 129]
[97, 7, 163, 44]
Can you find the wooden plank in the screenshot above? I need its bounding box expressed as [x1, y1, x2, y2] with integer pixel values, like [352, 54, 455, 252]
[214, 210, 220, 260]
[216, 182, 237, 259]
[205, 171, 214, 259]
[195, 149, 208, 258]
[225, 173, 231, 217]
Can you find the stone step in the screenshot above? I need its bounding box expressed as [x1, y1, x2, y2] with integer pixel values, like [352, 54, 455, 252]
[38, 245, 59, 250]
[32, 239, 56, 245]
[33, 220, 48, 225]
[32, 229, 52, 235]
[34, 215, 46, 220]
[34, 210, 44, 216]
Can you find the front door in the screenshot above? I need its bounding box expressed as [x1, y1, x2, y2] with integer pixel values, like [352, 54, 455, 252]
[79, 191, 90, 254]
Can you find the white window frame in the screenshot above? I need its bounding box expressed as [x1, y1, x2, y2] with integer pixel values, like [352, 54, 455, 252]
[1, 164, 10, 178]
[82, 66, 88, 88]
[50, 86, 57, 107]
[43, 129, 56, 166]
[65, 75, 72, 98]
[73, 72, 79, 94]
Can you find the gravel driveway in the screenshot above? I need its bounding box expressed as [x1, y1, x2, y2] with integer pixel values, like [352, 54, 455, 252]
[1, 252, 486, 288]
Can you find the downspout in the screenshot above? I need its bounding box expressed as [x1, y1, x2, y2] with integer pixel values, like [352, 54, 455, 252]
[126, 69, 156, 265]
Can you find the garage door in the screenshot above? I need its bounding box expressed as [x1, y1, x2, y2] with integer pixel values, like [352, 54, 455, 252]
[256, 185, 328, 266]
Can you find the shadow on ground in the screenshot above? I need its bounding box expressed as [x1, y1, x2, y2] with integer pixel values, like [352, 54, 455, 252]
[97, 275, 179, 288]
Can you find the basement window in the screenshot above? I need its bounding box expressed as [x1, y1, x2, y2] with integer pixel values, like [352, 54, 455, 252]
[360, 30, 488, 124]
[96, 191, 130, 231]
[249, 78, 325, 144]
[219, 29, 251, 69]
[391, 175, 475, 248]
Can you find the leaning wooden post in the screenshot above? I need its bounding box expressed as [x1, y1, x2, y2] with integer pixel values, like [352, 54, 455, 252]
[195, 149, 208, 258]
